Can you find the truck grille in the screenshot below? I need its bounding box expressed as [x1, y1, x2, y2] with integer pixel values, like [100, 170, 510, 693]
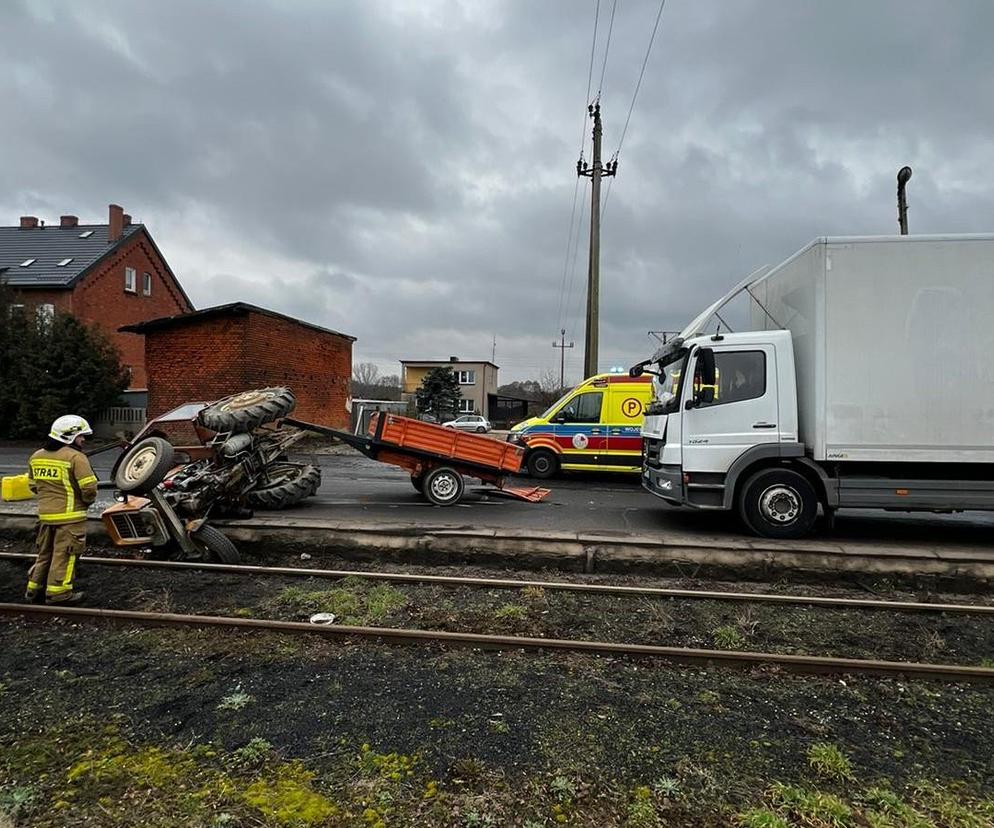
[110, 512, 152, 542]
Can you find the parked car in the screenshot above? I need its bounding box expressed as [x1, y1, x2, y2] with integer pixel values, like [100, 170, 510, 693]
[443, 415, 491, 433]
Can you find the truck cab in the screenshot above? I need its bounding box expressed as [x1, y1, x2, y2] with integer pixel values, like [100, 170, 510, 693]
[641, 330, 814, 536]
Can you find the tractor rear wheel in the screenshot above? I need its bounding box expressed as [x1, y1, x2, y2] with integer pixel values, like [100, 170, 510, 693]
[247, 463, 321, 510]
[199, 387, 296, 434]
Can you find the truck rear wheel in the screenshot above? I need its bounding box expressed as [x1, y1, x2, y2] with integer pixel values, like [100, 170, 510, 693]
[738, 468, 818, 539]
[422, 466, 464, 506]
[526, 449, 558, 479]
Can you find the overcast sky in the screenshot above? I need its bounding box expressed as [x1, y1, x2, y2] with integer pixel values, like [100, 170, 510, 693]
[4, 0, 994, 384]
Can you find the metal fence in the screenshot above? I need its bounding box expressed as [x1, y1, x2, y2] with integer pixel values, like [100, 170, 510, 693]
[92, 406, 146, 439]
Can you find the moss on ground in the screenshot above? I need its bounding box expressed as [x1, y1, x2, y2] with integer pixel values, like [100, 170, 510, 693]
[2, 718, 992, 827]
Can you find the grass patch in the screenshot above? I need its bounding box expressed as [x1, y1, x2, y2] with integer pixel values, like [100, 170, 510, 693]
[713, 625, 746, 650]
[271, 577, 407, 625]
[217, 687, 254, 711]
[807, 742, 855, 781]
[494, 604, 528, 622]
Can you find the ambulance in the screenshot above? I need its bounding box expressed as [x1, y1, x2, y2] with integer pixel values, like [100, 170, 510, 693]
[508, 373, 654, 478]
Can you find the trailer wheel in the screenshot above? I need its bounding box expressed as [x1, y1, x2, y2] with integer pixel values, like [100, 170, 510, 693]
[114, 437, 175, 494]
[247, 463, 321, 510]
[526, 449, 558, 479]
[190, 524, 240, 564]
[422, 466, 465, 506]
[198, 387, 296, 434]
[738, 468, 818, 539]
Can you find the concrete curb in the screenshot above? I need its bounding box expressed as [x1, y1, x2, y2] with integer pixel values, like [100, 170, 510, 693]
[3, 509, 994, 588]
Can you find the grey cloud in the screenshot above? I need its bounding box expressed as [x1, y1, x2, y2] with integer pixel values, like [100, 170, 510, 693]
[4, 0, 994, 383]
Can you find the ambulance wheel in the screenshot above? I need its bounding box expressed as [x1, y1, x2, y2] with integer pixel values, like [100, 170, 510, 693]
[527, 449, 558, 479]
[422, 467, 464, 506]
[738, 468, 818, 539]
[115, 437, 175, 494]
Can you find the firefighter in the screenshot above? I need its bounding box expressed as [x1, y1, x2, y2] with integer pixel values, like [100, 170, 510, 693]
[24, 415, 98, 604]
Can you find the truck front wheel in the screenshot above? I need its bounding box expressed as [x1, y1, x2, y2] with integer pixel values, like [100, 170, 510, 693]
[738, 468, 818, 539]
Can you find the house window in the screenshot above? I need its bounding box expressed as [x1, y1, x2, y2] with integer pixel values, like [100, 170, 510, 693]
[457, 370, 476, 385]
[143, 272, 152, 295]
[458, 399, 474, 413]
[124, 267, 137, 293]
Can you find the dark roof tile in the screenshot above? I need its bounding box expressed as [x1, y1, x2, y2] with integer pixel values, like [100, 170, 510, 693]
[0, 224, 142, 288]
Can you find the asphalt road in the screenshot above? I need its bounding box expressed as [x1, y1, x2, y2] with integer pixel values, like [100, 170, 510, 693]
[2, 444, 994, 548]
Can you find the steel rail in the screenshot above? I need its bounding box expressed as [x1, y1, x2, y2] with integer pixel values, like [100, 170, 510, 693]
[1, 602, 992, 684]
[1, 551, 992, 616]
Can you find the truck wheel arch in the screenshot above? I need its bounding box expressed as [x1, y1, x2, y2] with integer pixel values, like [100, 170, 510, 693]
[722, 444, 833, 511]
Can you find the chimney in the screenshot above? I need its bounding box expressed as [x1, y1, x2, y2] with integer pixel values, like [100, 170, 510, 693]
[122, 213, 132, 226]
[108, 204, 124, 242]
[20, 216, 39, 229]
[60, 215, 78, 228]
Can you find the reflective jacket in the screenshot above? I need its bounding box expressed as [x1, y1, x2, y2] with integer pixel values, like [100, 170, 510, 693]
[27, 446, 98, 524]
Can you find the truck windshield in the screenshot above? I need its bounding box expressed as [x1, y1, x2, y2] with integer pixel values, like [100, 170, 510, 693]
[649, 351, 687, 415]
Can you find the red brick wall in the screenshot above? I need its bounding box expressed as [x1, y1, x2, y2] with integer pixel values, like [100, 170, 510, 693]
[9, 289, 73, 314]
[144, 311, 353, 428]
[73, 231, 193, 389]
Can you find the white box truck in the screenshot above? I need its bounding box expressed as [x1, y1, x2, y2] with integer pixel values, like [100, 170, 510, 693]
[635, 234, 994, 538]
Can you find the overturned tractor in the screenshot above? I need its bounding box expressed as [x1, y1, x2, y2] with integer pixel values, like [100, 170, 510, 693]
[102, 387, 319, 563]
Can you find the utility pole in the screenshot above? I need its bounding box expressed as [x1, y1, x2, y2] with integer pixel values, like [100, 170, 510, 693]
[577, 102, 617, 379]
[552, 328, 575, 390]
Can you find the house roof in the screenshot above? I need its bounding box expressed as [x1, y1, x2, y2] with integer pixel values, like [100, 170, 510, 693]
[121, 301, 356, 342]
[400, 359, 499, 369]
[0, 223, 143, 288]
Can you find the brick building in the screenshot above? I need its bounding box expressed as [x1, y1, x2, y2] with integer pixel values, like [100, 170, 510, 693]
[123, 302, 355, 428]
[0, 205, 193, 391]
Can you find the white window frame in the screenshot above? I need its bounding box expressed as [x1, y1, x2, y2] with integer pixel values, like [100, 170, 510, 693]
[458, 399, 474, 413]
[457, 370, 476, 385]
[143, 272, 152, 295]
[124, 267, 137, 293]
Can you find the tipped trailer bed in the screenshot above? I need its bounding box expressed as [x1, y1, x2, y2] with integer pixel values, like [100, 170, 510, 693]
[284, 413, 550, 506]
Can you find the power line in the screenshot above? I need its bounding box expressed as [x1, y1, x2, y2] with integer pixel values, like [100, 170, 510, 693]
[603, 0, 668, 216]
[596, 0, 618, 96]
[556, 0, 601, 332]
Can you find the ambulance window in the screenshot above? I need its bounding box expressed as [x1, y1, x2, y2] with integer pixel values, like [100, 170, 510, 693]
[558, 392, 603, 423]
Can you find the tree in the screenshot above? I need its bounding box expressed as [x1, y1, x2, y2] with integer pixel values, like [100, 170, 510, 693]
[0, 284, 129, 439]
[414, 367, 462, 421]
[351, 362, 402, 400]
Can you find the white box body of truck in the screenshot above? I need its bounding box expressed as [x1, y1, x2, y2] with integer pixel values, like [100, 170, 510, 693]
[637, 234, 994, 538]
[748, 235, 994, 464]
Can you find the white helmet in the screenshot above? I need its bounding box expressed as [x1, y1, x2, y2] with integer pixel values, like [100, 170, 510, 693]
[49, 415, 93, 445]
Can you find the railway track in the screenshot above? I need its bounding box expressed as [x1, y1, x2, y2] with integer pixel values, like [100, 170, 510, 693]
[2, 552, 993, 684]
[2, 550, 994, 615]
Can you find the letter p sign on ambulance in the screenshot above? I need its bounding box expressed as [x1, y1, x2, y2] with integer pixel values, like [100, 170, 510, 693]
[622, 398, 643, 418]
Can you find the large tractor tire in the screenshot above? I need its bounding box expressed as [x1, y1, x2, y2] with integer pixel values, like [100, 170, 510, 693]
[247, 463, 321, 510]
[198, 387, 296, 434]
[114, 437, 175, 494]
[190, 524, 240, 564]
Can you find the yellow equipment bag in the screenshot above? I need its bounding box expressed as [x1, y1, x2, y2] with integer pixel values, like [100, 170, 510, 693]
[1, 474, 34, 502]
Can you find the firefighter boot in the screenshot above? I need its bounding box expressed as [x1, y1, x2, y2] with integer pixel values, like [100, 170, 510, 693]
[47, 590, 85, 606]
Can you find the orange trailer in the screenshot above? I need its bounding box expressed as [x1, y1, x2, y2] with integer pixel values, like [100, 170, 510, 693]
[284, 413, 549, 506]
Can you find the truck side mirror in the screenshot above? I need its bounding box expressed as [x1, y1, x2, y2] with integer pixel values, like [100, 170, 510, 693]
[697, 347, 716, 387]
[629, 365, 644, 377]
